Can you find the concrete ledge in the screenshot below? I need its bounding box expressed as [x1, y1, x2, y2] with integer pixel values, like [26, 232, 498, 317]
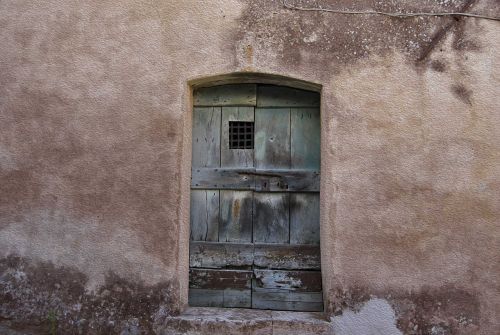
[156, 307, 333, 335]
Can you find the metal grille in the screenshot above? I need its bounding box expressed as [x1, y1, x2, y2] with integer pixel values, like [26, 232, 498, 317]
[229, 121, 254, 149]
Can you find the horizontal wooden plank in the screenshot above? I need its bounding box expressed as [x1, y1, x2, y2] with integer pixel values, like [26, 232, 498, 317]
[254, 170, 320, 192]
[254, 244, 321, 270]
[252, 290, 323, 311]
[189, 268, 252, 290]
[194, 84, 257, 106]
[257, 85, 320, 107]
[253, 270, 322, 292]
[190, 243, 321, 270]
[191, 168, 255, 190]
[223, 289, 252, 308]
[189, 288, 223, 307]
[191, 168, 319, 192]
[189, 288, 251, 308]
[189, 242, 254, 269]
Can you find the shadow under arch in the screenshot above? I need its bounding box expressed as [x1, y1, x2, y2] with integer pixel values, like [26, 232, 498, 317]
[188, 72, 322, 92]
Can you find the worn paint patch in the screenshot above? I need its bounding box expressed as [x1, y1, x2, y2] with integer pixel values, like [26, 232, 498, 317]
[0, 256, 178, 335]
[327, 284, 481, 335]
[331, 298, 402, 335]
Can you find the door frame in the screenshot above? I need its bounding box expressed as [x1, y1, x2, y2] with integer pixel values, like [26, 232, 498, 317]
[177, 72, 324, 313]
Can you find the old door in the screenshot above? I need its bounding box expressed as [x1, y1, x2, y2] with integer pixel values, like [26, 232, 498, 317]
[189, 84, 321, 311]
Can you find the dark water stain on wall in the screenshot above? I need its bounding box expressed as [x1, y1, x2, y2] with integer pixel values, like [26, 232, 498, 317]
[0, 256, 178, 335]
[235, 0, 488, 73]
[451, 84, 473, 105]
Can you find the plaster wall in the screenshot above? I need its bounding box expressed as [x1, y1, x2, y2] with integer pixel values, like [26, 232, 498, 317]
[0, 0, 499, 334]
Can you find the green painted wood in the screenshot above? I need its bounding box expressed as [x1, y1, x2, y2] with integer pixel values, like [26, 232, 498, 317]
[219, 190, 253, 243]
[192, 107, 221, 168]
[221, 107, 255, 168]
[188, 288, 251, 308]
[194, 84, 257, 106]
[251, 289, 323, 311]
[253, 169, 320, 192]
[254, 244, 321, 270]
[290, 193, 320, 245]
[190, 84, 323, 312]
[253, 192, 290, 244]
[191, 168, 255, 190]
[255, 108, 291, 169]
[291, 108, 320, 169]
[189, 242, 254, 269]
[190, 190, 219, 242]
[188, 289, 224, 307]
[253, 270, 322, 292]
[189, 268, 252, 290]
[257, 85, 320, 108]
[222, 289, 252, 308]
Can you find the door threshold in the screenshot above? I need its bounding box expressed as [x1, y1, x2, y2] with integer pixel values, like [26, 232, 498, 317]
[157, 307, 333, 335]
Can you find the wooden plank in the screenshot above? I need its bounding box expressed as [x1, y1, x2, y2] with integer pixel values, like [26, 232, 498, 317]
[253, 270, 322, 292]
[191, 168, 318, 191]
[290, 193, 320, 245]
[191, 168, 255, 190]
[189, 288, 251, 308]
[189, 288, 224, 307]
[194, 84, 257, 106]
[252, 289, 323, 311]
[189, 268, 252, 290]
[190, 190, 219, 242]
[257, 85, 320, 108]
[291, 108, 320, 169]
[254, 108, 290, 169]
[219, 190, 253, 243]
[192, 107, 221, 168]
[254, 169, 320, 192]
[189, 242, 254, 269]
[221, 107, 255, 168]
[253, 192, 290, 243]
[254, 244, 321, 270]
[223, 289, 252, 308]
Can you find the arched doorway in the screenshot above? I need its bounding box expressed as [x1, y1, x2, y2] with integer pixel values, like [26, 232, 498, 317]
[188, 80, 322, 312]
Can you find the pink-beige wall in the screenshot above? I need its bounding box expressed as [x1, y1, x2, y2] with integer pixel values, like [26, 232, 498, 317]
[0, 0, 498, 334]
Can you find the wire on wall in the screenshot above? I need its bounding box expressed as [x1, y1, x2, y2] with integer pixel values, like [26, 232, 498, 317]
[282, 0, 500, 22]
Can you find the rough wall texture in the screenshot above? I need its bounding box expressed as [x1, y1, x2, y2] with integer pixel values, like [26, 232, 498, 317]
[0, 0, 498, 334]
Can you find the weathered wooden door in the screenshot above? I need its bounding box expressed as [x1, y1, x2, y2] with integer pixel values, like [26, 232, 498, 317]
[189, 84, 321, 311]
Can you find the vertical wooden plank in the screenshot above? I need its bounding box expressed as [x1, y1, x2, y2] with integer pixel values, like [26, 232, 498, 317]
[192, 107, 221, 168]
[221, 107, 254, 168]
[291, 108, 320, 170]
[290, 193, 320, 245]
[190, 190, 219, 241]
[219, 190, 253, 243]
[253, 192, 290, 243]
[254, 108, 291, 169]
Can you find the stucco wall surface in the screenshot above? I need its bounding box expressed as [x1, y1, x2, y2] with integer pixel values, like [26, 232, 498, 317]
[0, 0, 499, 334]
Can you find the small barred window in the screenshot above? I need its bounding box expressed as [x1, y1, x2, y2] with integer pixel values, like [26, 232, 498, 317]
[229, 121, 254, 149]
